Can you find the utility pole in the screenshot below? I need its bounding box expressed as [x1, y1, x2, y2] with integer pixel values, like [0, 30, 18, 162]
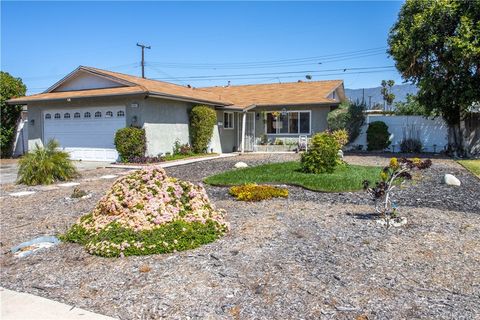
[368, 95, 372, 109]
[136, 43, 151, 78]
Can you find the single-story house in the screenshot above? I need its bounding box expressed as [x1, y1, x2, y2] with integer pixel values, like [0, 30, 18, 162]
[8, 66, 346, 161]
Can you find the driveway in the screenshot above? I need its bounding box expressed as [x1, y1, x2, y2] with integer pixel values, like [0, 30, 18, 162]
[0, 160, 112, 185]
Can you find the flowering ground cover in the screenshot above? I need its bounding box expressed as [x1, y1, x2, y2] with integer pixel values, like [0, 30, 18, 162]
[61, 166, 228, 257]
[229, 184, 288, 201]
[205, 161, 381, 192]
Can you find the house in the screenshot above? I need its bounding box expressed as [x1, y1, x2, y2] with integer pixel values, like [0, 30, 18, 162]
[7, 66, 346, 161]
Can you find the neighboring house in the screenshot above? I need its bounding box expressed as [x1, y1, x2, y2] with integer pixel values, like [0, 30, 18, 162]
[8, 66, 346, 161]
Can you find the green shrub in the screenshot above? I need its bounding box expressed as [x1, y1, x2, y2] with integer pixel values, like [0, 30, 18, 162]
[327, 106, 349, 131]
[17, 139, 78, 185]
[114, 127, 146, 162]
[173, 139, 193, 155]
[190, 106, 217, 153]
[229, 184, 288, 201]
[61, 167, 228, 257]
[327, 101, 366, 142]
[367, 121, 391, 151]
[301, 132, 340, 174]
[400, 138, 422, 153]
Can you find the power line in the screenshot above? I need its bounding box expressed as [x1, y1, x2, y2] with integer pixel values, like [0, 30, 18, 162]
[147, 47, 387, 68]
[149, 66, 395, 81]
[153, 69, 399, 83]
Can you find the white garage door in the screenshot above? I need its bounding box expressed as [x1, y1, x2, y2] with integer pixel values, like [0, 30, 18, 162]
[43, 106, 126, 162]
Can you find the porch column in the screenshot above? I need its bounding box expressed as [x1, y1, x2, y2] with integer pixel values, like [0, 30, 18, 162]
[240, 111, 247, 153]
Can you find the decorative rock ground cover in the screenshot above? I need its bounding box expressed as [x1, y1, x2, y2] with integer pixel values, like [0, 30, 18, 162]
[0, 153, 479, 319]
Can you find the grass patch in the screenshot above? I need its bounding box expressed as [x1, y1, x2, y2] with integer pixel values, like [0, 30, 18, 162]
[458, 160, 480, 178]
[205, 161, 382, 192]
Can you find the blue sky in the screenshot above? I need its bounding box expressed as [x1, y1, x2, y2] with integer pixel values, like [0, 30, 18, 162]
[1, 1, 405, 94]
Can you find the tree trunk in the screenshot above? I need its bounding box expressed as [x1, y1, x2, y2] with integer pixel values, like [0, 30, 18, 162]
[448, 123, 466, 157]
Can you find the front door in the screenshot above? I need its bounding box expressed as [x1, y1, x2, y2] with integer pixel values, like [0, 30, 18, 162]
[237, 112, 255, 152]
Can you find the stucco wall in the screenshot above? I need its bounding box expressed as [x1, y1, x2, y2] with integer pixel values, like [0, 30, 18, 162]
[141, 98, 192, 156]
[25, 95, 144, 150]
[215, 110, 237, 153]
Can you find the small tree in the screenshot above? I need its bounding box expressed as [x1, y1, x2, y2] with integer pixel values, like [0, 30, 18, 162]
[190, 106, 217, 153]
[388, 0, 480, 156]
[1, 71, 27, 157]
[381, 80, 395, 111]
[367, 121, 391, 151]
[394, 94, 429, 116]
[327, 101, 366, 142]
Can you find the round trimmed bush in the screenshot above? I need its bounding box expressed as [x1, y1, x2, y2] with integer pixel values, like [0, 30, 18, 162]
[367, 121, 391, 151]
[190, 106, 217, 153]
[62, 167, 228, 257]
[114, 127, 146, 162]
[301, 132, 340, 174]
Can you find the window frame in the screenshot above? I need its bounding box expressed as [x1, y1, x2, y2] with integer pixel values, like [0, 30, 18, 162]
[264, 110, 311, 135]
[223, 111, 234, 130]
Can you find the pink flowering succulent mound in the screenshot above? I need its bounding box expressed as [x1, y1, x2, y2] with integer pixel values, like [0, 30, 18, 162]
[62, 166, 229, 257]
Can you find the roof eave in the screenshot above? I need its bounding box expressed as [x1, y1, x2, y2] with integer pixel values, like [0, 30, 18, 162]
[148, 92, 231, 106]
[6, 91, 146, 105]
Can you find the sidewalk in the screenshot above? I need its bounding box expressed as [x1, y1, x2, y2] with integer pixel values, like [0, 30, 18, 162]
[108, 152, 238, 169]
[0, 288, 115, 320]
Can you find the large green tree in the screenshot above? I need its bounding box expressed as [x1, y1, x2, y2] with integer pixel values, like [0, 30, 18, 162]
[1, 71, 27, 157]
[388, 0, 480, 155]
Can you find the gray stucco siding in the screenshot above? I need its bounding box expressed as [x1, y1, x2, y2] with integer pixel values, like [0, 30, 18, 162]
[214, 110, 237, 153]
[141, 98, 193, 156]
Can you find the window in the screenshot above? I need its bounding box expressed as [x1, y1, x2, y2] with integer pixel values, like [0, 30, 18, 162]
[94, 111, 102, 118]
[54, 113, 61, 119]
[74, 112, 81, 119]
[117, 110, 125, 117]
[84, 112, 91, 118]
[64, 113, 71, 119]
[265, 111, 310, 135]
[45, 113, 51, 119]
[223, 112, 234, 129]
[105, 111, 113, 118]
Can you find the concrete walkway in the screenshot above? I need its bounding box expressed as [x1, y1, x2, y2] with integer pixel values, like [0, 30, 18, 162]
[0, 288, 115, 320]
[109, 153, 238, 169]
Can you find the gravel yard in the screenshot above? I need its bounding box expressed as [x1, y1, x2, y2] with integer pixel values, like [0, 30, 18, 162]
[1, 153, 479, 319]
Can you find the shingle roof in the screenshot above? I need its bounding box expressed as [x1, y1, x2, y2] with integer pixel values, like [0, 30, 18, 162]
[7, 87, 146, 104]
[8, 66, 345, 108]
[201, 80, 344, 108]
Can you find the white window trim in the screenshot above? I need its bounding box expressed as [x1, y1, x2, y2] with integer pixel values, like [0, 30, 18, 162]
[264, 110, 312, 135]
[223, 111, 234, 130]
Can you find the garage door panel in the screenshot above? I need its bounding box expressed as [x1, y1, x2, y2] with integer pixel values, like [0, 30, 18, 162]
[43, 106, 126, 161]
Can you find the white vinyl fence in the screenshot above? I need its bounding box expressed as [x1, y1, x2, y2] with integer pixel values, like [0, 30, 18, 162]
[352, 115, 448, 153]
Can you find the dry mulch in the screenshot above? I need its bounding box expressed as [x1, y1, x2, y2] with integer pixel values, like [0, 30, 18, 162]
[1, 153, 479, 319]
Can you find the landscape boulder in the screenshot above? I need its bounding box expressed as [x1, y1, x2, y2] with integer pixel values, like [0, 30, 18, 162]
[443, 174, 461, 186]
[234, 162, 249, 168]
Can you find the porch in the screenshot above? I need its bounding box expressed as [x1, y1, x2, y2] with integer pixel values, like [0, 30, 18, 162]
[219, 105, 329, 153]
